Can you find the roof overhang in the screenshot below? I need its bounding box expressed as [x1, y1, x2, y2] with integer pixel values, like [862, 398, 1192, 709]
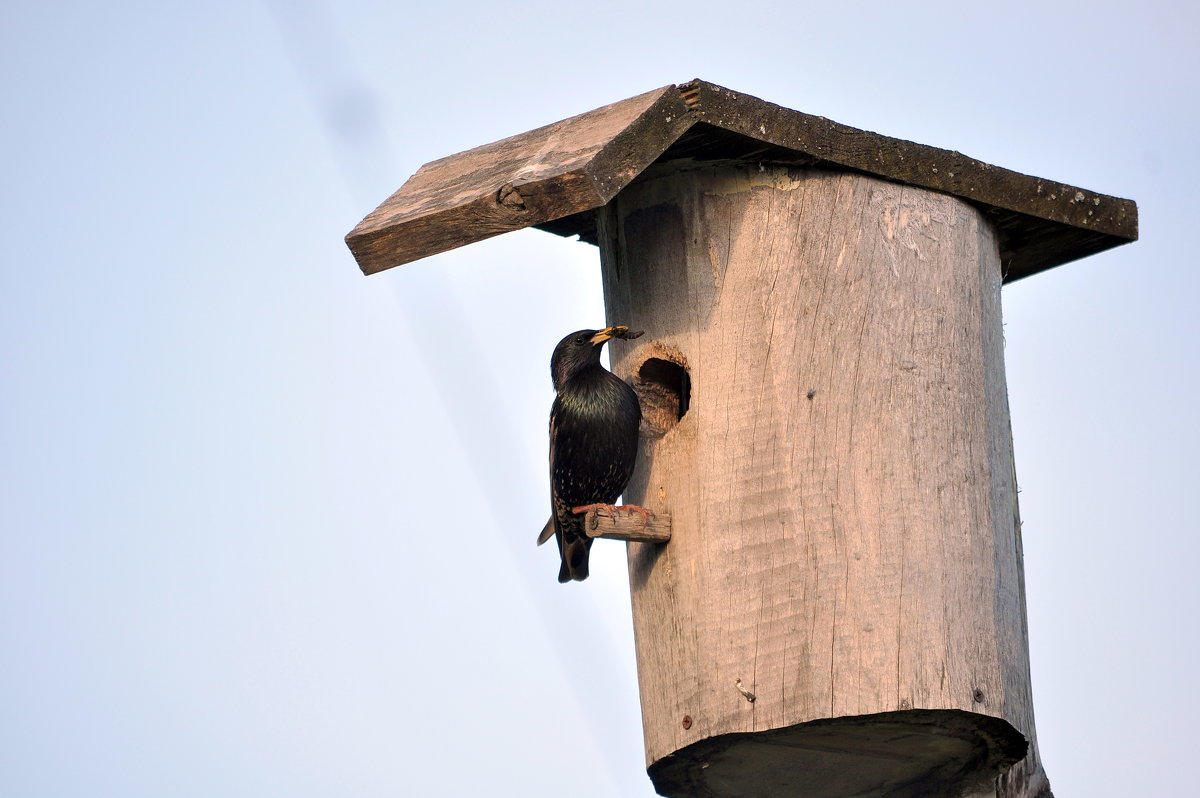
[346, 79, 1137, 282]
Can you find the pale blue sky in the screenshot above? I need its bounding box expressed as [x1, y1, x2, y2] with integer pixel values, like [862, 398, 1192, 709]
[2, 1, 1196, 796]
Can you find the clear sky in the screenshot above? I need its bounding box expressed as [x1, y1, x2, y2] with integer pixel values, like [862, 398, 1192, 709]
[1, 1, 1195, 796]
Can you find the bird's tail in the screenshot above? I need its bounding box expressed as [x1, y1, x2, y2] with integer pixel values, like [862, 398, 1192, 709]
[558, 535, 591, 583]
[540, 513, 591, 581]
[536, 516, 554, 546]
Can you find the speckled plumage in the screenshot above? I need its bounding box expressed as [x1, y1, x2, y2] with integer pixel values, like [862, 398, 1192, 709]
[537, 328, 641, 582]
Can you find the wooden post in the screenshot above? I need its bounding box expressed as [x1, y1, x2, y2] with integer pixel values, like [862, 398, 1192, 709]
[600, 164, 1042, 797]
[344, 80, 1137, 798]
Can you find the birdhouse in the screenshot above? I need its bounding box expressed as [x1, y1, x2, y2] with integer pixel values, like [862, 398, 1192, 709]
[346, 80, 1137, 798]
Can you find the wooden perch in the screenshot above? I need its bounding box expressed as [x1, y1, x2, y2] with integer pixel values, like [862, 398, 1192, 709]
[581, 506, 671, 543]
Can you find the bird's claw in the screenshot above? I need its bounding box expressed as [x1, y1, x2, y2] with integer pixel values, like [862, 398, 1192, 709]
[620, 504, 654, 524]
[572, 503, 654, 525]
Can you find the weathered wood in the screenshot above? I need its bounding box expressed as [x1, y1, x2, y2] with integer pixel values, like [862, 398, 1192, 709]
[345, 85, 693, 274]
[600, 165, 1049, 798]
[670, 80, 1135, 281]
[581, 506, 671, 543]
[345, 80, 1136, 281]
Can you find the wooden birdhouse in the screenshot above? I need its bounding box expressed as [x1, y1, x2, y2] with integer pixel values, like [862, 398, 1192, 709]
[345, 80, 1137, 798]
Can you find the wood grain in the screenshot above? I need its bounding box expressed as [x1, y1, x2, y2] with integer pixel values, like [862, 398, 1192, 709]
[600, 165, 1049, 797]
[344, 85, 694, 274]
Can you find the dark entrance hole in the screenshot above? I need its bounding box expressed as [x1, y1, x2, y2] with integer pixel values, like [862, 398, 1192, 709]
[636, 356, 691, 437]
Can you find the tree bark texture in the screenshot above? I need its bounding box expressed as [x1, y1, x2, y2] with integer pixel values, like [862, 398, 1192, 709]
[599, 164, 1049, 798]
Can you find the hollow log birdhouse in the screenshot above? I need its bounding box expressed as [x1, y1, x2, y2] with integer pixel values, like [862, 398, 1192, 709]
[345, 80, 1137, 798]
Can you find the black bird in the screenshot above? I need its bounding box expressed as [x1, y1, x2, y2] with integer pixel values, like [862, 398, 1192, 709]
[537, 327, 642, 582]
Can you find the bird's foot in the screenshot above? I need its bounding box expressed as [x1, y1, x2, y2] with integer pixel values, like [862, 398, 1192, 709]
[572, 503, 655, 524]
[572, 503, 612, 516]
[619, 504, 654, 524]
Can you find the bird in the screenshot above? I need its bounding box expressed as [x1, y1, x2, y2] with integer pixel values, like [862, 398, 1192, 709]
[537, 326, 643, 582]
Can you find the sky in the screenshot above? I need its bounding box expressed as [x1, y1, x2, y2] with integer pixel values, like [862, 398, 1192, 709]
[1, 1, 1196, 796]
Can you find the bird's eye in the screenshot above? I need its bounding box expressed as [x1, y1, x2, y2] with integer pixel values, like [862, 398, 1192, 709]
[576, 335, 590, 344]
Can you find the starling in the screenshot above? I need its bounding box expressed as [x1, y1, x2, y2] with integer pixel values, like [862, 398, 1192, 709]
[536, 326, 642, 582]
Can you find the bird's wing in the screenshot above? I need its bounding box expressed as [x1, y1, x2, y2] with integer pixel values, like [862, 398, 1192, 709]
[537, 404, 561, 545]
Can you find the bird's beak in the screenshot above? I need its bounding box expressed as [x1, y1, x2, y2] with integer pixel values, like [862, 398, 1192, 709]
[590, 326, 627, 345]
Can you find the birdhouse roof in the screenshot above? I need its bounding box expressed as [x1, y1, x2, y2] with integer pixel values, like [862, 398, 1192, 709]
[345, 79, 1137, 281]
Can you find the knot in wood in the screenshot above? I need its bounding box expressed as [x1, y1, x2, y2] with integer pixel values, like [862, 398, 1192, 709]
[496, 183, 526, 210]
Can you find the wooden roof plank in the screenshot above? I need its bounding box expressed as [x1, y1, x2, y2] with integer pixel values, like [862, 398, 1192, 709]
[346, 80, 1137, 281]
[347, 85, 694, 274]
[679, 80, 1137, 279]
